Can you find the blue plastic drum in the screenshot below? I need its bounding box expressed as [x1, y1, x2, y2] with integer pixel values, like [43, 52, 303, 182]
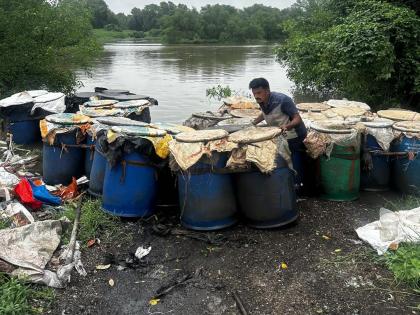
[42, 114, 89, 185]
[43, 131, 85, 185]
[88, 144, 107, 197]
[391, 121, 420, 195]
[102, 152, 158, 217]
[8, 120, 41, 144]
[2, 103, 41, 144]
[361, 120, 393, 191]
[84, 134, 95, 178]
[235, 166, 298, 228]
[101, 126, 166, 217]
[178, 153, 238, 231]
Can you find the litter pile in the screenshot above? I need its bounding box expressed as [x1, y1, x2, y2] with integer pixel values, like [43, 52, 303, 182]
[0, 140, 86, 288]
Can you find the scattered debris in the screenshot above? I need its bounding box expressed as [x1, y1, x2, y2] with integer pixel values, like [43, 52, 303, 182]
[152, 271, 197, 300]
[135, 246, 152, 260]
[96, 264, 111, 270]
[152, 224, 227, 245]
[149, 298, 160, 306]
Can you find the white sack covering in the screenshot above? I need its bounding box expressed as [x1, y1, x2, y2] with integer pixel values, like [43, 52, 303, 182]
[356, 207, 420, 255]
[32, 92, 66, 114]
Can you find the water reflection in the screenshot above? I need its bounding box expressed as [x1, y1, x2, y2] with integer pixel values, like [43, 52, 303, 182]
[78, 40, 293, 123]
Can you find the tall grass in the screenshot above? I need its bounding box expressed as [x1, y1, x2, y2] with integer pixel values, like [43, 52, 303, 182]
[0, 274, 55, 315]
[59, 198, 123, 245]
[381, 195, 420, 292]
[385, 244, 420, 292]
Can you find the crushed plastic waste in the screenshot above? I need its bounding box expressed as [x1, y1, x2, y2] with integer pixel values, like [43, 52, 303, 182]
[135, 246, 152, 260]
[356, 207, 420, 255]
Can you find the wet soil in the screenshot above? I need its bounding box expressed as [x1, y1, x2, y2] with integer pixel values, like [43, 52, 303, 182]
[50, 191, 419, 315]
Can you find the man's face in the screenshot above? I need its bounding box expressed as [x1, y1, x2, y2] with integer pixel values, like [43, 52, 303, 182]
[251, 87, 270, 105]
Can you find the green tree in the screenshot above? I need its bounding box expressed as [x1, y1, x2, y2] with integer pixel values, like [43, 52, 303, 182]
[276, 0, 420, 107]
[85, 0, 116, 28]
[115, 12, 129, 29]
[220, 13, 264, 43]
[243, 4, 288, 41]
[0, 0, 101, 96]
[200, 5, 237, 41]
[161, 6, 202, 43]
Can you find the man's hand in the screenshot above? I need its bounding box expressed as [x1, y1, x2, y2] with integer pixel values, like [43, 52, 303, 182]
[252, 112, 265, 126]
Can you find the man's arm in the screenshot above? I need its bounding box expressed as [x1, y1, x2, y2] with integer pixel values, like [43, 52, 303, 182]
[281, 113, 303, 131]
[252, 112, 264, 126]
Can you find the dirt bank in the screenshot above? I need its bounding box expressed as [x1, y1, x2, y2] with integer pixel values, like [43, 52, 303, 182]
[51, 191, 419, 315]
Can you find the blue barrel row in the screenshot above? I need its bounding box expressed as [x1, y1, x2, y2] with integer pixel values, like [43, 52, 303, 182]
[360, 134, 420, 195]
[85, 147, 298, 230]
[307, 132, 420, 198]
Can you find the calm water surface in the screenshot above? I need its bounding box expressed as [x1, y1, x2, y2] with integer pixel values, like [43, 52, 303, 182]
[78, 40, 293, 123]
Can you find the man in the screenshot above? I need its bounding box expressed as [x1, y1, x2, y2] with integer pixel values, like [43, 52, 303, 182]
[250, 77, 307, 188]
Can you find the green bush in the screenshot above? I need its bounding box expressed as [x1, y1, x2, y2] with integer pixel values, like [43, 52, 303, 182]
[385, 244, 420, 291]
[276, 0, 420, 107]
[104, 24, 122, 32]
[131, 31, 145, 38]
[0, 0, 101, 96]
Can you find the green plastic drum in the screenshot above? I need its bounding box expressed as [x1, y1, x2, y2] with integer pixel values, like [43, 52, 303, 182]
[320, 144, 360, 201]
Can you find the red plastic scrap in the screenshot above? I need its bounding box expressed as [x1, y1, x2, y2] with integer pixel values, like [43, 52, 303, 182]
[52, 177, 79, 200]
[14, 178, 42, 209]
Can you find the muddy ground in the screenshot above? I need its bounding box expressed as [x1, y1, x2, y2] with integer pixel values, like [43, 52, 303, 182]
[49, 191, 419, 315]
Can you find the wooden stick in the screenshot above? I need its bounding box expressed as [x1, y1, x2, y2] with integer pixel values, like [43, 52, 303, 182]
[65, 196, 84, 264]
[233, 291, 248, 315]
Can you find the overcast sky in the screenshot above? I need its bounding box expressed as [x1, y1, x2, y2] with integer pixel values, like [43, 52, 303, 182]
[105, 0, 296, 14]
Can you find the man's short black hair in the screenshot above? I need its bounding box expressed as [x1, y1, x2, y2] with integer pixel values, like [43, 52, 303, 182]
[249, 78, 270, 90]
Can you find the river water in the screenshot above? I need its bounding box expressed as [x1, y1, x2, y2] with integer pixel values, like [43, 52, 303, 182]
[78, 40, 293, 123]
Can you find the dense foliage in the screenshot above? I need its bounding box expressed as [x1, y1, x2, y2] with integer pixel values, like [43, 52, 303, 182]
[0, 0, 100, 97]
[276, 0, 420, 107]
[85, 1, 293, 44]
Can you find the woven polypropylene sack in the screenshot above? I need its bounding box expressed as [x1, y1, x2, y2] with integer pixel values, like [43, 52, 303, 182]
[175, 129, 228, 143]
[228, 126, 283, 144]
[378, 110, 420, 122]
[297, 102, 330, 112]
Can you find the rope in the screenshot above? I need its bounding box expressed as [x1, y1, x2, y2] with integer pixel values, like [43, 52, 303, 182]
[329, 153, 360, 161]
[119, 159, 158, 183]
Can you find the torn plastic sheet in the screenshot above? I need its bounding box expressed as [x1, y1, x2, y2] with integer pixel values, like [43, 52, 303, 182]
[0, 219, 86, 288]
[356, 207, 420, 255]
[0, 167, 20, 187]
[32, 92, 66, 114]
[364, 126, 396, 151]
[0, 220, 62, 271]
[0, 92, 33, 107]
[306, 122, 362, 158]
[0, 91, 66, 114]
[40, 119, 90, 145]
